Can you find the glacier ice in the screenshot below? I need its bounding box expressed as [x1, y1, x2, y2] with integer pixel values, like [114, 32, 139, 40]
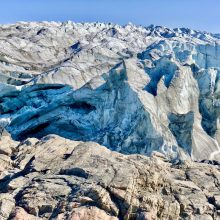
[0, 22, 220, 161]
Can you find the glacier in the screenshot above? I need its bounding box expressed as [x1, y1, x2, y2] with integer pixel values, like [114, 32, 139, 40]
[1, 21, 220, 161]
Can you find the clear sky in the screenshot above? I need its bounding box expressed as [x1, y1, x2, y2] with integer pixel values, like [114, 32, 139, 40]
[1, 0, 220, 33]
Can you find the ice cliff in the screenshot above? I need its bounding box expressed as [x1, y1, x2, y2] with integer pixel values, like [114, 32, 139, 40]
[1, 21, 220, 161]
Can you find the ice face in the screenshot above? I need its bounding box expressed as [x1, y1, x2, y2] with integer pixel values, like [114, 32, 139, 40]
[1, 22, 220, 161]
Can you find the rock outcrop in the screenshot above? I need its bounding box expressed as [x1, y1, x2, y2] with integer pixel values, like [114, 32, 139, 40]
[0, 135, 220, 220]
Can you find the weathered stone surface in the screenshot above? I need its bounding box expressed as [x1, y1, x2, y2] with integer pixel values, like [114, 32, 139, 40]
[0, 193, 15, 219]
[0, 135, 219, 219]
[11, 207, 40, 220]
[0, 154, 11, 172]
[69, 206, 118, 220]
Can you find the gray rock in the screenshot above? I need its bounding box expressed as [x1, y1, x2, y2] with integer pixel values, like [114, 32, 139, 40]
[0, 194, 15, 220]
[0, 135, 219, 219]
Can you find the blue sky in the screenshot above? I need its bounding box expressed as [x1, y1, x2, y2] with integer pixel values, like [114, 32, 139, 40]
[1, 0, 220, 33]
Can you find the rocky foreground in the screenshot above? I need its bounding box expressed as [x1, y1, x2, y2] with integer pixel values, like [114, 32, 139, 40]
[0, 132, 220, 220]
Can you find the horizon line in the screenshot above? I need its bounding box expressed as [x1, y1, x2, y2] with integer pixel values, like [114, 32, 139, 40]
[0, 20, 219, 35]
